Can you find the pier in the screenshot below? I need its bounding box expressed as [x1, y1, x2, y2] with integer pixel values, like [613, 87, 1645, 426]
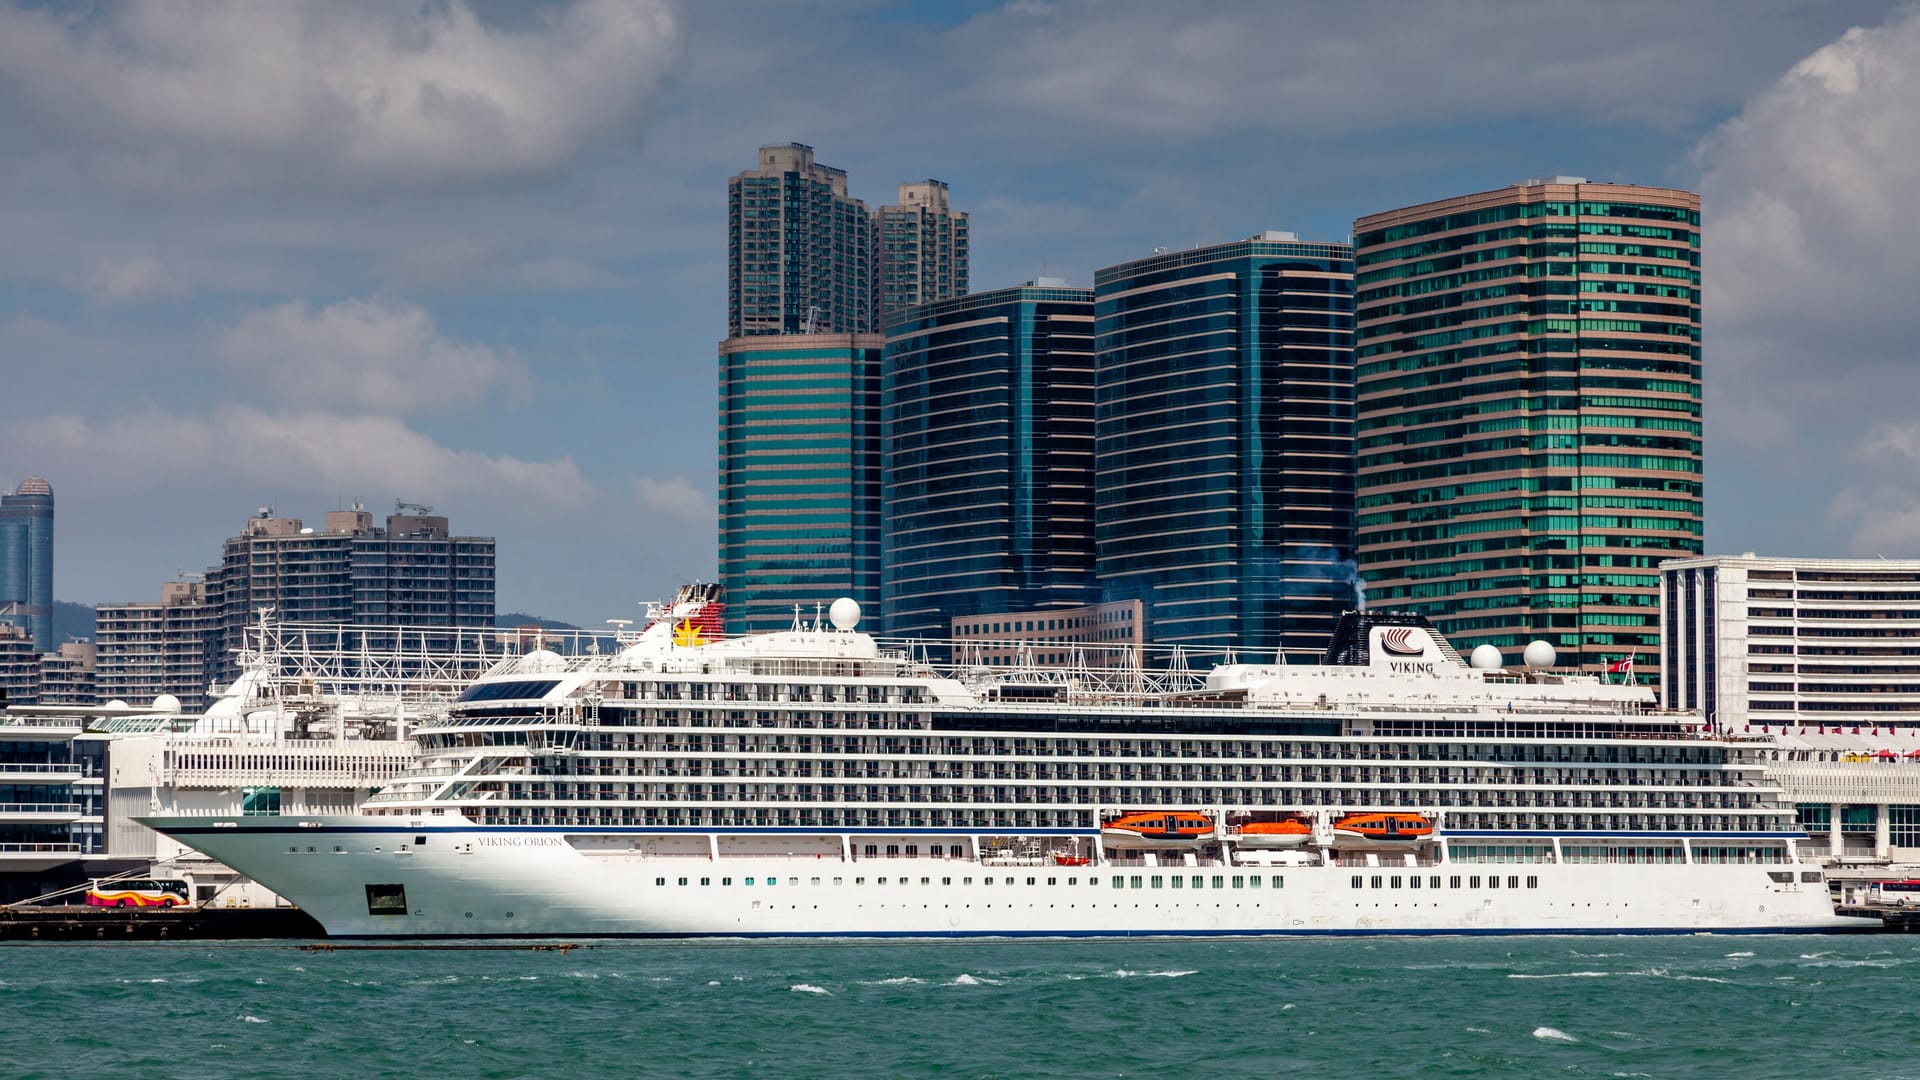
[0, 905, 322, 941]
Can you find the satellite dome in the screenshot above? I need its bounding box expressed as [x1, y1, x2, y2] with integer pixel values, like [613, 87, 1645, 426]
[1522, 640, 1557, 669]
[1469, 644, 1503, 671]
[105, 699, 130, 711]
[15, 476, 51, 496]
[152, 694, 182, 713]
[520, 649, 564, 673]
[828, 597, 861, 631]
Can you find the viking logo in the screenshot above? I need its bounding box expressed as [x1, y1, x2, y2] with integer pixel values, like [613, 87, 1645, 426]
[1380, 627, 1427, 656]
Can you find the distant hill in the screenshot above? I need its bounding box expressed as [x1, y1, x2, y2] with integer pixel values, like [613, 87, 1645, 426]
[53, 601, 95, 645]
[496, 612, 582, 631]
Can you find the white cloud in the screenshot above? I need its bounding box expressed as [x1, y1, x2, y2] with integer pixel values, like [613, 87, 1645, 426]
[0, 0, 682, 187]
[632, 475, 714, 523]
[220, 296, 525, 414]
[950, 0, 1870, 140]
[1695, 9, 1920, 556]
[15, 404, 593, 510]
[88, 254, 191, 305]
[1700, 10, 1920, 331]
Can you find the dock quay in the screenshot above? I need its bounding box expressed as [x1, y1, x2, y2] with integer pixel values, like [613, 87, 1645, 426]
[0, 905, 323, 941]
[1836, 906, 1920, 932]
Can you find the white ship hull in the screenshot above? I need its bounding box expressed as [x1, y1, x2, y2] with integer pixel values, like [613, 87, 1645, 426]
[142, 817, 1872, 938]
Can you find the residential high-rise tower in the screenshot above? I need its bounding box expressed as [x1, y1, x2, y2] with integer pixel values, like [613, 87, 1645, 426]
[877, 180, 969, 324]
[1352, 180, 1702, 679]
[728, 143, 876, 337]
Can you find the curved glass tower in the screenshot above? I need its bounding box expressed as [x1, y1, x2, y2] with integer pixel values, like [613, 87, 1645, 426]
[1092, 234, 1357, 657]
[1352, 180, 1702, 680]
[0, 475, 54, 652]
[881, 281, 1096, 640]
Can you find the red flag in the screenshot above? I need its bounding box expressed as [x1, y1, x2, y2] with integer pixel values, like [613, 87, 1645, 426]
[1606, 654, 1635, 675]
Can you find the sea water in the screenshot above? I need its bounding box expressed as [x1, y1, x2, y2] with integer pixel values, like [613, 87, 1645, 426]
[3, 935, 1918, 1078]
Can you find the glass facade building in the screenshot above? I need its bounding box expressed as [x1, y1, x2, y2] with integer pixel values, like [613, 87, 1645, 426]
[0, 476, 54, 652]
[728, 143, 876, 337]
[881, 281, 1096, 640]
[1353, 180, 1702, 679]
[719, 334, 884, 636]
[1092, 234, 1357, 657]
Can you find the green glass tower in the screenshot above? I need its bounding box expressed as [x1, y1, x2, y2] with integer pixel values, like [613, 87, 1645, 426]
[1352, 180, 1702, 681]
[719, 333, 884, 635]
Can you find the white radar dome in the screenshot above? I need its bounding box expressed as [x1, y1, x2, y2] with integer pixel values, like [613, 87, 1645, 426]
[520, 648, 564, 672]
[105, 699, 129, 711]
[829, 597, 862, 631]
[1522, 640, 1557, 669]
[1469, 644, 1503, 671]
[152, 694, 182, 713]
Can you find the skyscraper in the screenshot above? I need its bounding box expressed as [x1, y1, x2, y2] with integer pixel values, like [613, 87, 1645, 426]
[0, 475, 54, 652]
[876, 180, 969, 323]
[881, 280, 1096, 639]
[719, 333, 884, 635]
[728, 143, 876, 337]
[1092, 233, 1357, 656]
[1352, 180, 1702, 679]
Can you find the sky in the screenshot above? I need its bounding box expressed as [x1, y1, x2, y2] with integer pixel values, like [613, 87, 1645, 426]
[2, 0, 1918, 628]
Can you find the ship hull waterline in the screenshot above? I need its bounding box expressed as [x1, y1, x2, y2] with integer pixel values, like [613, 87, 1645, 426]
[141, 817, 1874, 939]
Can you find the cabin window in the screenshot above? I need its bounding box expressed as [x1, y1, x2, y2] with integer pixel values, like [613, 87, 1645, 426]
[1129, 876, 1143, 889]
[811, 877, 821, 886]
[1350, 876, 1362, 889]
[943, 878, 952, 886]
[700, 878, 711, 886]
[1370, 876, 1383, 889]
[1408, 876, 1421, 890]
[1273, 876, 1283, 889]
[655, 877, 666, 887]
[1526, 876, 1539, 889]
[1450, 876, 1462, 889]
[1150, 876, 1164, 889]
[876, 878, 886, 886]
[744, 878, 755, 886]
[855, 877, 866, 885]
[1488, 876, 1500, 889]
[722, 877, 733, 886]
[1390, 876, 1402, 889]
[834, 878, 844, 886]
[1171, 877, 1183, 890]
[677, 877, 688, 886]
[1470, 876, 1482, 888]
[1212, 876, 1225, 889]
[1235, 876, 1247, 889]
[1114, 877, 1126, 889]
[1047, 878, 1057, 886]
[1509, 876, 1521, 890]
[1249, 876, 1262, 889]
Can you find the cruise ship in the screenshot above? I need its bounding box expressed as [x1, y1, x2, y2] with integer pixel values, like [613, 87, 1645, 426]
[141, 592, 1870, 937]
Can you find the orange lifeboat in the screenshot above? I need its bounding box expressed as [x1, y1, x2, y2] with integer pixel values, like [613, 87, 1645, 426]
[1100, 810, 1214, 849]
[1231, 818, 1312, 849]
[1330, 812, 1434, 848]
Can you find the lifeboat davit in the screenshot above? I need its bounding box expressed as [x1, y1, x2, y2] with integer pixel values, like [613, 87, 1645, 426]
[1330, 812, 1434, 849]
[1231, 818, 1313, 849]
[1100, 810, 1214, 849]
